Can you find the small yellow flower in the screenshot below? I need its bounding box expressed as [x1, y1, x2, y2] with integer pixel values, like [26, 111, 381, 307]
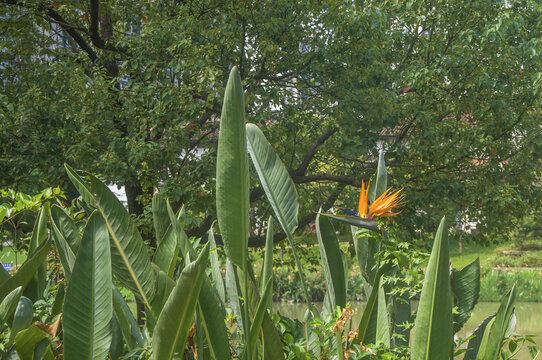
[358, 180, 405, 220]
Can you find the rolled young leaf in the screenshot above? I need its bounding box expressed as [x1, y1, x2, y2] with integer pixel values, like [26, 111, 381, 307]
[152, 243, 209, 360]
[368, 150, 387, 203]
[63, 211, 113, 360]
[411, 217, 453, 360]
[216, 66, 249, 270]
[476, 283, 517, 360]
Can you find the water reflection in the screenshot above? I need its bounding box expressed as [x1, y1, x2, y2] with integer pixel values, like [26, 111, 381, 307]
[273, 301, 541, 359]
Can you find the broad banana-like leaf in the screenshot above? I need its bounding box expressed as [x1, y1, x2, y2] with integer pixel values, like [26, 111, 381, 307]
[315, 213, 346, 309]
[452, 258, 480, 333]
[88, 175, 156, 308]
[0, 263, 10, 283]
[209, 226, 226, 306]
[247, 277, 273, 360]
[354, 268, 385, 345]
[351, 226, 380, 286]
[463, 314, 496, 360]
[149, 265, 176, 326]
[153, 199, 180, 275]
[246, 123, 312, 305]
[0, 239, 50, 302]
[110, 315, 124, 360]
[0, 286, 22, 325]
[476, 283, 517, 360]
[172, 221, 230, 360]
[28, 205, 48, 255]
[50, 204, 81, 253]
[238, 263, 284, 360]
[63, 212, 113, 360]
[25, 205, 48, 301]
[65, 164, 155, 308]
[411, 217, 453, 360]
[246, 123, 298, 236]
[152, 243, 209, 360]
[50, 283, 65, 320]
[113, 288, 143, 349]
[8, 296, 33, 345]
[50, 207, 76, 279]
[260, 217, 274, 311]
[65, 163, 96, 206]
[216, 66, 249, 270]
[320, 213, 379, 232]
[368, 150, 387, 203]
[15, 324, 54, 360]
[197, 280, 232, 360]
[152, 193, 170, 245]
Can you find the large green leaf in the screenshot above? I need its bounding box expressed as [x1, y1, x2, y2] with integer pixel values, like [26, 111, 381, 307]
[64, 164, 156, 308]
[476, 283, 517, 360]
[112, 288, 143, 350]
[89, 175, 156, 308]
[247, 277, 273, 360]
[320, 213, 379, 232]
[351, 226, 380, 285]
[375, 283, 390, 347]
[0, 239, 51, 303]
[260, 217, 274, 311]
[25, 205, 48, 301]
[246, 123, 298, 236]
[463, 314, 496, 360]
[153, 199, 180, 275]
[8, 296, 33, 345]
[411, 216, 453, 360]
[149, 265, 176, 325]
[14, 324, 54, 360]
[354, 268, 386, 345]
[64, 163, 96, 206]
[197, 279, 232, 360]
[152, 243, 209, 360]
[63, 211, 113, 360]
[368, 150, 387, 203]
[315, 213, 346, 309]
[50, 207, 76, 280]
[50, 204, 81, 253]
[152, 193, 170, 246]
[452, 258, 480, 333]
[0, 286, 22, 325]
[172, 220, 230, 360]
[216, 66, 249, 270]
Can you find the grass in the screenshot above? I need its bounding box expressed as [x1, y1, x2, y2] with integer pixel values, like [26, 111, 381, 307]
[449, 237, 542, 270]
[0, 247, 27, 267]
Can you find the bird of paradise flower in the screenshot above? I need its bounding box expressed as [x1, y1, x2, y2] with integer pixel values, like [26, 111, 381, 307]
[356, 180, 405, 220]
[320, 180, 405, 230]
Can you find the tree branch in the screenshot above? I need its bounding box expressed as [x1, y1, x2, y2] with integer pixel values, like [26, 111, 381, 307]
[294, 127, 338, 176]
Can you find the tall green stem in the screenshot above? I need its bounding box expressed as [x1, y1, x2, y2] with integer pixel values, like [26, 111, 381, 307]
[242, 257, 251, 360]
[286, 233, 312, 310]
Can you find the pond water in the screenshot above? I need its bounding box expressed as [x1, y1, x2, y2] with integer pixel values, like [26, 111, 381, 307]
[273, 301, 542, 359]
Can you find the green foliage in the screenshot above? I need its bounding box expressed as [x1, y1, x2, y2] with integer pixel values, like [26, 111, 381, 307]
[1, 0, 540, 247]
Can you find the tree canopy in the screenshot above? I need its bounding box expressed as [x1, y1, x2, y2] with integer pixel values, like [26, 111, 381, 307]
[1, 0, 541, 244]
